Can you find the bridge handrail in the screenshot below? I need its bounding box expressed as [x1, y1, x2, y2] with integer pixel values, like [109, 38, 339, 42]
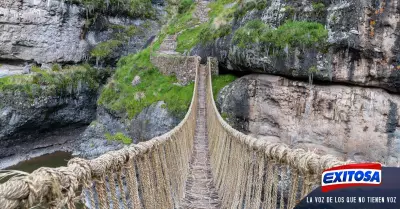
[205, 57, 349, 208]
[0, 56, 202, 209]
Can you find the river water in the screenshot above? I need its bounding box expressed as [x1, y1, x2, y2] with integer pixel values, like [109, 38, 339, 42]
[6, 151, 72, 173]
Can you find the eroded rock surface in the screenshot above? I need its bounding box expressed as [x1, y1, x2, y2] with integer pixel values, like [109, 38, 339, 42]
[0, 0, 164, 65]
[194, 0, 400, 92]
[75, 101, 180, 158]
[217, 74, 400, 165]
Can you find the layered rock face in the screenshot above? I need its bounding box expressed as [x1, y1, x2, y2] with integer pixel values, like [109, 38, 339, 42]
[217, 74, 400, 165]
[0, 0, 164, 65]
[0, 0, 87, 63]
[75, 102, 180, 159]
[0, 0, 170, 162]
[194, 0, 400, 92]
[0, 83, 97, 158]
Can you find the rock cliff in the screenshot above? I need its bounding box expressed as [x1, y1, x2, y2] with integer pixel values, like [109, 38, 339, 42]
[0, 66, 110, 158]
[181, 0, 400, 165]
[0, 0, 164, 66]
[194, 0, 400, 92]
[0, 0, 175, 163]
[217, 74, 400, 165]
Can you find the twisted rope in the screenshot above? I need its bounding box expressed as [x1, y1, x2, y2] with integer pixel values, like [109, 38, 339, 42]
[205, 59, 349, 209]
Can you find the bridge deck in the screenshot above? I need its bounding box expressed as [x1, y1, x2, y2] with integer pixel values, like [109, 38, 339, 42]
[180, 65, 221, 209]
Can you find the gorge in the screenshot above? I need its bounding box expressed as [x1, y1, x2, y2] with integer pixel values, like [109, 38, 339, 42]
[0, 0, 400, 171]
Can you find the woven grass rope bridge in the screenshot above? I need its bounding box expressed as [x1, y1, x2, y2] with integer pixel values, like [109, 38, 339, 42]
[0, 56, 349, 209]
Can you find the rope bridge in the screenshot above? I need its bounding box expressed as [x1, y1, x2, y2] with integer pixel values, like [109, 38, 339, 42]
[0, 56, 347, 209]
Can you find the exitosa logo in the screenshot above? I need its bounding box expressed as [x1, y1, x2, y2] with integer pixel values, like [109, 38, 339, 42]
[321, 163, 382, 192]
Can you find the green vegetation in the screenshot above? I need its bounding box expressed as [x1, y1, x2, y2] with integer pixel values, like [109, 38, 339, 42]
[91, 25, 139, 66]
[221, 112, 230, 120]
[105, 132, 133, 144]
[51, 64, 61, 72]
[212, 74, 237, 99]
[262, 21, 328, 49]
[166, 5, 197, 35]
[178, 0, 194, 14]
[233, 20, 328, 51]
[199, 24, 232, 44]
[234, 0, 267, 20]
[233, 20, 270, 48]
[98, 48, 195, 119]
[308, 66, 318, 74]
[208, 0, 236, 19]
[70, 0, 155, 18]
[176, 25, 206, 53]
[0, 64, 101, 98]
[91, 40, 123, 65]
[284, 5, 296, 18]
[174, 0, 235, 52]
[312, 2, 326, 16]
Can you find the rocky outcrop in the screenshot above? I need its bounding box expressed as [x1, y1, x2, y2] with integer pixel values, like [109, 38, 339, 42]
[193, 0, 400, 92]
[0, 126, 85, 169]
[0, 0, 165, 65]
[0, 65, 112, 159]
[217, 74, 400, 165]
[0, 84, 97, 158]
[75, 101, 181, 158]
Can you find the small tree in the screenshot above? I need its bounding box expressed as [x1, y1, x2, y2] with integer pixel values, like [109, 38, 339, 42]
[91, 40, 122, 67]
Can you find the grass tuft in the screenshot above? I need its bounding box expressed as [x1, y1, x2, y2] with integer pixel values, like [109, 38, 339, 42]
[212, 74, 237, 99]
[105, 132, 133, 144]
[0, 65, 101, 98]
[233, 20, 328, 50]
[98, 48, 195, 119]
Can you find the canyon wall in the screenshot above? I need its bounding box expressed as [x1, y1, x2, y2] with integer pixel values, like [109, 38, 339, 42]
[0, 0, 164, 67]
[194, 0, 400, 91]
[207, 0, 400, 165]
[217, 74, 400, 165]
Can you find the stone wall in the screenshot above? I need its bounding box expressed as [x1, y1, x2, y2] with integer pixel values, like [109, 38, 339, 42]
[150, 54, 200, 85]
[208, 57, 219, 75]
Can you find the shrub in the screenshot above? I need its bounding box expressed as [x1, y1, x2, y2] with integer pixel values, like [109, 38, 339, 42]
[234, 0, 266, 20]
[312, 2, 326, 16]
[105, 132, 133, 144]
[91, 40, 123, 66]
[178, 0, 194, 14]
[71, 0, 155, 19]
[233, 20, 270, 48]
[262, 20, 328, 49]
[233, 20, 328, 50]
[0, 65, 99, 98]
[308, 66, 318, 74]
[52, 64, 61, 72]
[284, 5, 296, 18]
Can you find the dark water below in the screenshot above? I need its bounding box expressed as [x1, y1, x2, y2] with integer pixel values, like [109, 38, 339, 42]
[6, 151, 72, 173]
[4, 151, 85, 208]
